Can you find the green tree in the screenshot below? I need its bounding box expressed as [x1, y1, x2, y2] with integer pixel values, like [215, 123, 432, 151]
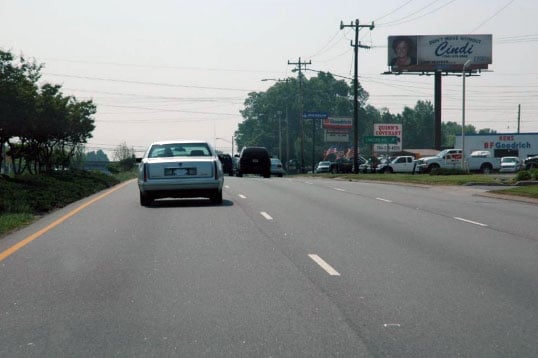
[1, 50, 96, 174]
[237, 72, 368, 166]
[0, 50, 41, 171]
[86, 150, 110, 162]
[111, 142, 136, 172]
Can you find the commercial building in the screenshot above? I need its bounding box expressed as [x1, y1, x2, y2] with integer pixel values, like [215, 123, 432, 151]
[455, 133, 538, 159]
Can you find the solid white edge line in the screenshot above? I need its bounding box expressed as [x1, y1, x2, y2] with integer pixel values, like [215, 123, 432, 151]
[376, 197, 393, 203]
[260, 212, 273, 220]
[308, 254, 341, 276]
[454, 217, 488, 227]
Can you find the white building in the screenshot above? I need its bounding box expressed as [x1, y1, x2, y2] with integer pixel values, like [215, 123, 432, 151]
[455, 133, 538, 159]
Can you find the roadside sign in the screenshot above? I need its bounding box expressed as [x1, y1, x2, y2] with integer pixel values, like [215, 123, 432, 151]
[364, 136, 399, 144]
[303, 111, 328, 119]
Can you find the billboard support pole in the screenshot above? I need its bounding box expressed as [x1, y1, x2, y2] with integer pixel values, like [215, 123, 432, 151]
[434, 71, 442, 150]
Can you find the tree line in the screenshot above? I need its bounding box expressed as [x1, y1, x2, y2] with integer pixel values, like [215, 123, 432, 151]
[236, 71, 496, 167]
[0, 50, 96, 174]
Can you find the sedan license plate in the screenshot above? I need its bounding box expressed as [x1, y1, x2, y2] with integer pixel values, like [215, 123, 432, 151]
[164, 167, 196, 176]
[252, 159, 259, 163]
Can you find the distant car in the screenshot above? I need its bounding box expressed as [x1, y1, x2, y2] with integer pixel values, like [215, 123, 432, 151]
[236, 147, 271, 178]
[136, 140, 224, 206]
[499, 156, 523, 173]
[525, 156, 538, 170]
[270, 158, 286, 177]
[315, 161, 332, 173]
[218, 153, 234, 176]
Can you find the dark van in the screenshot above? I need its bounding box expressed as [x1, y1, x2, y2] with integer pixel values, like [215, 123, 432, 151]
[218, 153, 234, 176]
[236, 147, 271, 178]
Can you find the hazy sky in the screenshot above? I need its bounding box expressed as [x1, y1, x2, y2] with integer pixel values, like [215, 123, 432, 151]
[1, 0, 536, 156]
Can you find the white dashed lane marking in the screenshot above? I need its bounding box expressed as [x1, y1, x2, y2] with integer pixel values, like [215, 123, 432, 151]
[260, 212, 273, 221]
[238, 194, 247, 199]
[454, 217, 488, 227]
[376, 197, 393, 203]
[308, 254, 341, 276]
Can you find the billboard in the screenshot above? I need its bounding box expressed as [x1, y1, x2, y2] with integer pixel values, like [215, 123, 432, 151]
[322, 116, 352, 130]
[373, 124, 402, 153]
[388, 34, 492, 73]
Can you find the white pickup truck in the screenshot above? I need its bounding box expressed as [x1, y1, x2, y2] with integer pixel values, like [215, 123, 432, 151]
[417, 149, 501, 173]
[378, 156, 417, 173]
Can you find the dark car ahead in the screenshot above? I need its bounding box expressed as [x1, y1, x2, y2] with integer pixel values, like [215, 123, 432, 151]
[236, 147, 271, 178]
[525, 155, 538, 170]
[218, 153, 234, 176]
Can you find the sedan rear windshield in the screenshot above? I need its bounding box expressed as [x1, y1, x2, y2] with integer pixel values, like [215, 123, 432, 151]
[148, 143, 211, 158]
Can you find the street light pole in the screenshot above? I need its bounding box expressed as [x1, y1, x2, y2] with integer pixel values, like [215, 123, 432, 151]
[462, 59, 471, 171]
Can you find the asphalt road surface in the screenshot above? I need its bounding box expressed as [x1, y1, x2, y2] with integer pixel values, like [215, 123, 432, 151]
[1, 177, 537, 357]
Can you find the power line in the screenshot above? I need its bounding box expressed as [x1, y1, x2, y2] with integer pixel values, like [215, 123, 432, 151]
[373, 0, 415, 22]
[376, 0, 445, 26]
[42, 73, 256, 92]
[470, 0, 516, 33]
[40, 57, 276, 74]
[95, 103, 242, 117]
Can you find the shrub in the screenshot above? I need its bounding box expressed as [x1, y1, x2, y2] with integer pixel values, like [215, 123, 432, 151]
[516, 170, 532, 181]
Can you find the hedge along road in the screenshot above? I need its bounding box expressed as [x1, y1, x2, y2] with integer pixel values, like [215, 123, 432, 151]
[0, 180, 133, 263]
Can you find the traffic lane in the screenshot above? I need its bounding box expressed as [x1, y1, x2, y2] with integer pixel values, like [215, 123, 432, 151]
[288, 177, 538, 242]
[0, 181, 370, 357]
[224, 177, 538, 357]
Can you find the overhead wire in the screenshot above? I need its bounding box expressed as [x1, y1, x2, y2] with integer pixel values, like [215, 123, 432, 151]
[377, 0, 458, 27]
[470, 0, 516, 33]
[42, 73, 256, 92]
[376, 0, 445, 26]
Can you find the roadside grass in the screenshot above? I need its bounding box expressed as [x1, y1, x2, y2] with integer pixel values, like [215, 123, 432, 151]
[0, 169, 137, 238]
[309, 170, 538, 197]
[488, 185, 538, 199]
[311, 172, 503, 185]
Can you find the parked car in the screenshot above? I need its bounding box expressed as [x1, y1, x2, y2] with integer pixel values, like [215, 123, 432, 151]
[525, 155, 538, 170]
[315, 161, 332, 173]
[378, 156, 417, 173]
[218, 153, 234, 176]
[270, 158, 286, 177]
[499, 156, 523, 173]
[236, 147, 271, 178]
[136, 140, 224, 206]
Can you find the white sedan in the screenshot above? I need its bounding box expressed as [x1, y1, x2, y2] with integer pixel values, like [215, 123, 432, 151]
[499, 156, 523, 173]
[137, 140, 224, 206]
[315, 161, 332, 173]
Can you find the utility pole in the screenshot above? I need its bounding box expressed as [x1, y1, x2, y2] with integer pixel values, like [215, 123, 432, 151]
[340, 19, 374, 174]
[517, 104, 521, 133]
[288, 57, 311, 173]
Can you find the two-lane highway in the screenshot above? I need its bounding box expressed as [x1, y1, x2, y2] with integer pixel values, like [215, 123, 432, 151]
[1, 177, 537, 357]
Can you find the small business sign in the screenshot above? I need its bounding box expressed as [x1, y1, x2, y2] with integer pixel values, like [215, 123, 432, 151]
[372, 124, 402, 152]
[325, 130, 350, 143]
[322, 116, 352, 130]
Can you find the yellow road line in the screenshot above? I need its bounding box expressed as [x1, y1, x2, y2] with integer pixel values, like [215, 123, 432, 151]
[0, 180, 133, 263]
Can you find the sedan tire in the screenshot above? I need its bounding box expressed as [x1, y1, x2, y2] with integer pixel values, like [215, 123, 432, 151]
[210, 190, 223, 204]
[140, 192, 153, 206]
